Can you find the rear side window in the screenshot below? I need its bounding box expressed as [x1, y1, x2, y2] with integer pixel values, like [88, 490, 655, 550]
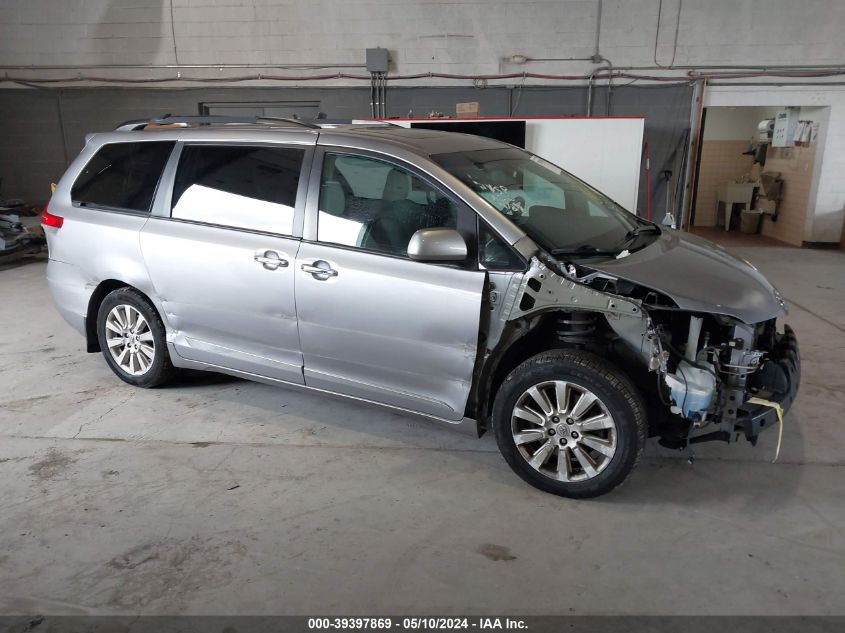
[71, 141, 175, 214]
[171, 145, 304, 235]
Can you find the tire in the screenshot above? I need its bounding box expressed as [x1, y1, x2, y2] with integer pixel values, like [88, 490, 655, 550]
[492, 349, 647, 498]
[96, 287, 175, 388]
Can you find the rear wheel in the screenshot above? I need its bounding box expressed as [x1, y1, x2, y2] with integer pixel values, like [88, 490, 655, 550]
[96, 287, 174, 388]
[492, 349, 647, 498]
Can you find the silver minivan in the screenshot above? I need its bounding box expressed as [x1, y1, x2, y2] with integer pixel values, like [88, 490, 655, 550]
[43, 116, 800, 498]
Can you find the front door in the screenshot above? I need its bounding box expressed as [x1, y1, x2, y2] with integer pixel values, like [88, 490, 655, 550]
[141, 142, 311, 383]
[295, 150, 485, 420]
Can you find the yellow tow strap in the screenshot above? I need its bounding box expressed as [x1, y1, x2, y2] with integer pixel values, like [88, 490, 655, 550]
[747, 397, 785, 463]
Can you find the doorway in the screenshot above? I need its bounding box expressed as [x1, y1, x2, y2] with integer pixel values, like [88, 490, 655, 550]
[690, 105, 827, 247]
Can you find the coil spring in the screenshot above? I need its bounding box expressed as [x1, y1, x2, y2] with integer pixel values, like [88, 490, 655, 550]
[557, 312, 597, 345]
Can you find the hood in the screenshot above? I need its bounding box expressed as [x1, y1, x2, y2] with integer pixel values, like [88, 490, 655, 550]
[577, 230, 787, 324]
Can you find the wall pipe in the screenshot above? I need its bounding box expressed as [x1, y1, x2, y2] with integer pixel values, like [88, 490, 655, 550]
[382, 73, 388, 117]
[0, 63, 367, 70]
[511, 57, 594, 63]
[586, 60, 613, 116]
[503, 62, 845, 71]
[2, 63, 844, 74]
[4, 68, 845, 87]
[594, 0, 603, 61]
[653, 0, 683, 68]
[707, 80, 845, 85]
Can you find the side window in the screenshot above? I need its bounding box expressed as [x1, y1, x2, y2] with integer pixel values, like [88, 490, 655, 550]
[171, 145, 304, 235]
[317, 153, 459, 257]
[71, 141, 175, 214]
[479, 222, 525, 270]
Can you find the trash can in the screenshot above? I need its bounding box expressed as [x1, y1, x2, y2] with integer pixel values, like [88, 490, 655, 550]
[740, 208, 762, 234]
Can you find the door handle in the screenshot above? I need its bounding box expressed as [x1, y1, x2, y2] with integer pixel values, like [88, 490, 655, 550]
[301, 261, 338, 279]
[255, 251, 289, 270]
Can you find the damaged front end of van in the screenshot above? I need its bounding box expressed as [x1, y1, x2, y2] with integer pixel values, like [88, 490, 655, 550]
[477, 231, 800, 454]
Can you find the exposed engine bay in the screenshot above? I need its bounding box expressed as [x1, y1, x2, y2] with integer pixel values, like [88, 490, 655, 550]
[484, 254, 801, 449]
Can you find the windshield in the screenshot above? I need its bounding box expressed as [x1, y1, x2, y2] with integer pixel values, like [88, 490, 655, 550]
[431, 147, 656, 256]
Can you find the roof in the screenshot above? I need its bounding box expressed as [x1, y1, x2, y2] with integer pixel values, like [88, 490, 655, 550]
[315, 125, 514, 156]
[109, 115, 514, 158]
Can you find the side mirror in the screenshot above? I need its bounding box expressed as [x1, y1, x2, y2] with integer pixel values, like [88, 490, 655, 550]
[407, 228, 468, 262]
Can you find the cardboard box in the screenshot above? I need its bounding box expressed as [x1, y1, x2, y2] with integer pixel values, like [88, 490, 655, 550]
[456, 102, 480, 118]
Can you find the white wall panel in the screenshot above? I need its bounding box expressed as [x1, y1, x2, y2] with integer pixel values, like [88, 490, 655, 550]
[527, 118, 643, 212]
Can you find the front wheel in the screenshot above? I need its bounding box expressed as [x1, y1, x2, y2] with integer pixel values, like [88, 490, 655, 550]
[492, 350, 647, 498]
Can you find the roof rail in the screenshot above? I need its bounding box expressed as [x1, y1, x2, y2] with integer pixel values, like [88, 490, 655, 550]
[113, 115, 320, 132]
[313, 118, 402, 127]
[257, 116, 321, 129]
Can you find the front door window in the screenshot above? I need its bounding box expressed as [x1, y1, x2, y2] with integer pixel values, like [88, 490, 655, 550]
[317, 153, 460, 257]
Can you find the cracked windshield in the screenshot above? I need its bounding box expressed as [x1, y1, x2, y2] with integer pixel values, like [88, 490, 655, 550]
[432, 147, 657, 257]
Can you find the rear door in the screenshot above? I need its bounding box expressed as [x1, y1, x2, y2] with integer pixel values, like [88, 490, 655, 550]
[294, 148, 486, 420]
[140, 140, 313, 383]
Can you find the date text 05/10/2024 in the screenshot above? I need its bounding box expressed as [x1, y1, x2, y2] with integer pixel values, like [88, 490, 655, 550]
[307, 617, 528, 630]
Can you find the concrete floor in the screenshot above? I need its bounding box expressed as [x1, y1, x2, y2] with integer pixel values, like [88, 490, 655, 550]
[1, 245, 844, 616]
[690, 225, 798, 248]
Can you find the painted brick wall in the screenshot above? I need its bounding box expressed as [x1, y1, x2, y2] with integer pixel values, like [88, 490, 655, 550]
[0, 0, 843, 80]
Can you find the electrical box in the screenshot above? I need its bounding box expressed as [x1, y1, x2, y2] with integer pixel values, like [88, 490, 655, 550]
[365, 48, 389, 73]
[772, 107, 799, 147]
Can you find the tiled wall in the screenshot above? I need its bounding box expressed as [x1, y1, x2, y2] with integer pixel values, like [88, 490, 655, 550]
[693, 141, 755, 227]
[694, 140, 817, 245]
[756, 145, 816, 246]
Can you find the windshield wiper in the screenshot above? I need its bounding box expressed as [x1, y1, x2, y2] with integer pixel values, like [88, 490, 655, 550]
[550, 244, 618, 257]
[613, 224, 661, 250]
[550, 224, 661, 259]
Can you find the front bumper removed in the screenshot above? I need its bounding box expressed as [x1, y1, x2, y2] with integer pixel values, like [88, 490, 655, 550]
[735, 325, 801, 443]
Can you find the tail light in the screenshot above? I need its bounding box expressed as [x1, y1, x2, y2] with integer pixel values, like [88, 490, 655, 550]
[41, 202, 64, 228]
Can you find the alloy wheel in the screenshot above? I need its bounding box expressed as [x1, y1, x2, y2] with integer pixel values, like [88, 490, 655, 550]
[104, 304, 156, 376]
[510, 380, 618, 482]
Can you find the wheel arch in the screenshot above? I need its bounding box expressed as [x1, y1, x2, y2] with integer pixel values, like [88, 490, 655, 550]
[85, 280, 158, 353]
[470, 309, 574, 436]
[471, 307, 640, 436]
